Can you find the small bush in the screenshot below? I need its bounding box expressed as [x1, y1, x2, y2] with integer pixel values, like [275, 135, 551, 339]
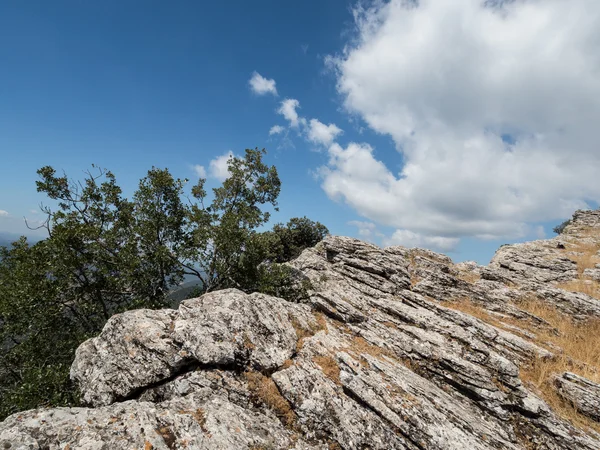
[553, 219, 572, 235]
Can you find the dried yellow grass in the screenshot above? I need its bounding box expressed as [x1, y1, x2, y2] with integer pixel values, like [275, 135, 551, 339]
[343, 335, 400, 368]
[312, 355, 341, 385]
[516, 299, 600, 381]
[444, 297, 600, 433]
[289, 311, 328, 351]
[244, 371, 296, 427]
[456, 271, 481, 284]
[521, 356, 600, 434]
[557, 279, 600, 299]
[564, 236, 600, 274]
[443, 298, 541, 341]
[444, 299, 500, 325]
[555, 227, 600, 299]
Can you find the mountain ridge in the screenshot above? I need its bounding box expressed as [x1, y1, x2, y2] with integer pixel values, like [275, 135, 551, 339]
[1, 209, 600, 449]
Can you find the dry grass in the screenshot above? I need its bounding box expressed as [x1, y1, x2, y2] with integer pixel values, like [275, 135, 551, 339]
[449, 298, 600, 380]
[515, 299, 600, 383]
[557, 278, 600, 299]
[244, 371, 296, 427]
[445, 299, 502, 325]
[571, 250, 599, 275]
[442, 298, 540, 341]
[445, 226, 600, 431]
[562, 236, 600, 275]
[281, 359, 294, 370]
[444, 297, 600, 433]
[520, 358, 600, 434]
[344, 335, 398, 367]
[382, 320, 400, 330]
[554, 232, 600, 299]
[312, 355, 341, 385]
[314, 311, 328, 334]
[456, 271, 481, 284]
[290, 312, 328, 351]
[407, 253, 422, 287]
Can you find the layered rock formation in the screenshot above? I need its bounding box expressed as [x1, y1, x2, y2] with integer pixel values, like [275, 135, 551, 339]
[1, 210, 600, 449]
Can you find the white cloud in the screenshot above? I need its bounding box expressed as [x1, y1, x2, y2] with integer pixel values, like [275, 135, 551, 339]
[534, 225, 547, 240]
[0, 210, 8, 217]
[348, 220, 376, 236]
[192, 165, 207, 178]
[273, 102, 343, 148]
[307, 119, 343, 146]
[321, 0, 600, 242]
[277, 99, 306, 128]
[383, 229, 459, 253]
[209, 151, 234, 182]
[269, 125, 285, 136]
[347, 220, 385, 243]
[319, 140, 538, 239]
[249, 72, 278, 96]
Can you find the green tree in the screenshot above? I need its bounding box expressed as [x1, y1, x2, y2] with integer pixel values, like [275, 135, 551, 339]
[130, 167, 188, 305]
[553, 219, 572, 235]
[0, 148, 328, 418]
[265, 216, 329, 263]
[0, 238, 83, 418]
[182, 148, 281, 292]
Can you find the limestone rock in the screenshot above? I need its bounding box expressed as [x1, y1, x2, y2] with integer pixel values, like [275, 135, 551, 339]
[554, 372, 600, 422]
[4, 210, 600, 449]
[583, 266, 600, 282]
[71, 289, 317, 407]
[0, 394, 319, 450]
[482, 240, 578, 286]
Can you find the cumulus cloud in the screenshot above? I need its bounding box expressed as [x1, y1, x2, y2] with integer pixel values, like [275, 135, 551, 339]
[277, 99, 306, 128]
[0, 210, 8, 217]
[249, 72, 278, 96]
[269, 125, 285, 136]
[320, 0, 600, 242]
[307, 119, 343, 146]
[192, 165, 207, 178]
[271, 101, 343, 148]
[209, 151, 234, 182]
[383, 230, 460, 252]
[534, 225, 547, 240]
[348, 220, 384, 242]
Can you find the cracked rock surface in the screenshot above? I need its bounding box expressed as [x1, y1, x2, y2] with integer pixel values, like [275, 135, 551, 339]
[2, 209, 600, 449]
[554, 373, 600, 423]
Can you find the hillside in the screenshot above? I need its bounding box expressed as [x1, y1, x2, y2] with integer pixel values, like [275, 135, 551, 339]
[1, 210, 600, 449]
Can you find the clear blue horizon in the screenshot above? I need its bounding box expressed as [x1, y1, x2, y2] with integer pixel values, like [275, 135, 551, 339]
[1, 1, 598, 265]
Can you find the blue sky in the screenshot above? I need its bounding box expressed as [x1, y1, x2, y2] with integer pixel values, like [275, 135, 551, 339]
[1, 0, 599, 264]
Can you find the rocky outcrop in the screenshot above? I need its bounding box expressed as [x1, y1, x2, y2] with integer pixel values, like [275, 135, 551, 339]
[71, 291, 315, 407]
[554, 373, 600, 423]
[2, 210, 600, 449]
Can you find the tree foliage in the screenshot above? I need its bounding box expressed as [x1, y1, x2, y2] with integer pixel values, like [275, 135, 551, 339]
[0, 148, 328, 419]
[553, 219, 572, 235]
[265, 217, 329, 263]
